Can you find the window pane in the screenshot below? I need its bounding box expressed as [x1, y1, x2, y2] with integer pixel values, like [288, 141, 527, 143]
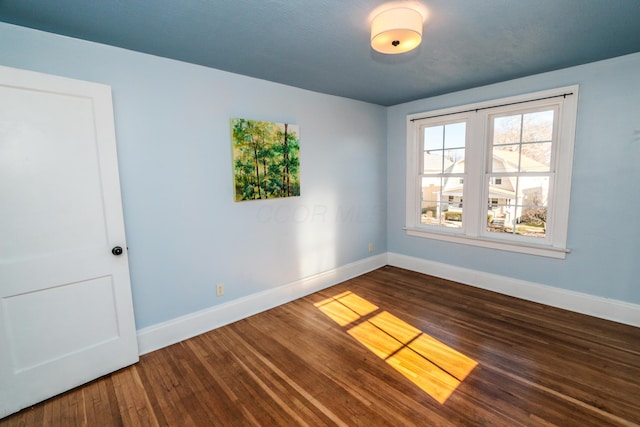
[516, 207, 547, 238]
[420, 176, 440, 225]
[442, 176, 464, 199]
[517, 176, 549, 207]
[487, 173, 515, 233]
[486, 175, 549, 237]
[492, 109, 554, 172]
[521, 142, 551, 171]
[424, 149, 464, 174]
[424, 126, 443, 151]
[420, 177, 463, 228]
[424, 151, 444, 174]
[488, 176, 515, 198]
[421, 177, 442, 203]
[443, 205, 463, 228]
[523, 110, 553, 142]
[491, 145, 520, 172]
[443, 148, 465, 171]
[489, 181, 517, 201]
[443, 122, 466, 149]
[493, 115, 521, 145]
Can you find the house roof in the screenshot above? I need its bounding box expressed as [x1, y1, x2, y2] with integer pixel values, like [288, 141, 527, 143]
[442, 181, 515, 198]
[492, 149, 548, 172]
[487, 185, 516, 198]
[1, 0, 639, 106]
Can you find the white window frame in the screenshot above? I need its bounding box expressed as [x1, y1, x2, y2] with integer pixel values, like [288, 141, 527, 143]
[405, 85, 579, 259]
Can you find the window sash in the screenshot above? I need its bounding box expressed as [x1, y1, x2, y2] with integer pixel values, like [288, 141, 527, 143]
[482, 104, 559, 243]
[415, 116, 469, 232]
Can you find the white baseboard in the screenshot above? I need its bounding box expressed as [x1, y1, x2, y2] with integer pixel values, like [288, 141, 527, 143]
[137, 251, 639, 355]
[387, 252, 640, 328]
[136, 254, 387, 355]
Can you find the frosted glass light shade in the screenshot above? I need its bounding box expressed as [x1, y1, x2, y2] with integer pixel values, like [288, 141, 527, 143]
[371, 7, 423, 54]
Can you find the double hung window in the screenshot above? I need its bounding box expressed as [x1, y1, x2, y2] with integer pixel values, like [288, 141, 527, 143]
[405, 86, 578, 258]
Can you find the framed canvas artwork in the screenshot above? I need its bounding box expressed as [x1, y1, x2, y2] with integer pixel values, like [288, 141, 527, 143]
[231, 118, 300, 201]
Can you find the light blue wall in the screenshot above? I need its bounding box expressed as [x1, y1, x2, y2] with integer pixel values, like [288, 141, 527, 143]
[0, 23, 387, 329]
[387, 53, 640, 305]
[3, 21, 638, 330]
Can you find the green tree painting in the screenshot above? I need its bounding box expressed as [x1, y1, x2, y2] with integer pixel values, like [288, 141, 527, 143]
[231, 118, 300, 201]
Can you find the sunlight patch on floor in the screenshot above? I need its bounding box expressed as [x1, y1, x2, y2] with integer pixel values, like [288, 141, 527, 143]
[314, 291, 378, 326]
[314, 291, 478, 404]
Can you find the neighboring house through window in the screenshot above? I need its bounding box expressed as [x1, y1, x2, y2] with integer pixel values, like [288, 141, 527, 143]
[405, 86, 579, 258]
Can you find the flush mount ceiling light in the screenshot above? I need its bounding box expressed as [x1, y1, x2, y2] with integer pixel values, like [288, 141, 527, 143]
[370, 6, 424, 54]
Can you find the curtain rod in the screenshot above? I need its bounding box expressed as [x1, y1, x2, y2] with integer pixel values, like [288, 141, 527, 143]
[409, 92, 574, 122]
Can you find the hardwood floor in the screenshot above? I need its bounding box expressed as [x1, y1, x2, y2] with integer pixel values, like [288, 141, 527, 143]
[2, 266, 639, 426]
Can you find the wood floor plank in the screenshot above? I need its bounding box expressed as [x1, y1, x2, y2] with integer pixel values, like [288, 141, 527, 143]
[2, 266, 639, 426]
[82, 378, 123, 427]
[111, 366, 158, 427]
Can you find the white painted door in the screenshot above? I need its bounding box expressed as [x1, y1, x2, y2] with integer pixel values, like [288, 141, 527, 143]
[0, 65, 138, 418]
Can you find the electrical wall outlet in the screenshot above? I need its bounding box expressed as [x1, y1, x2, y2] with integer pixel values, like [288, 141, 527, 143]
[368, 243, 374, 252]
[216, 283, 224, 297]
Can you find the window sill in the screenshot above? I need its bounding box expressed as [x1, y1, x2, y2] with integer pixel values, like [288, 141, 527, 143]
[404, 227, 569, 259]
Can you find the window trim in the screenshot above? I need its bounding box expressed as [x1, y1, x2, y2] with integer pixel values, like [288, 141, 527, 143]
[405, 85, 579, 259]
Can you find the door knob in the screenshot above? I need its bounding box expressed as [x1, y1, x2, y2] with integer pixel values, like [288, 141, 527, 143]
[112, 246, 123, 256]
